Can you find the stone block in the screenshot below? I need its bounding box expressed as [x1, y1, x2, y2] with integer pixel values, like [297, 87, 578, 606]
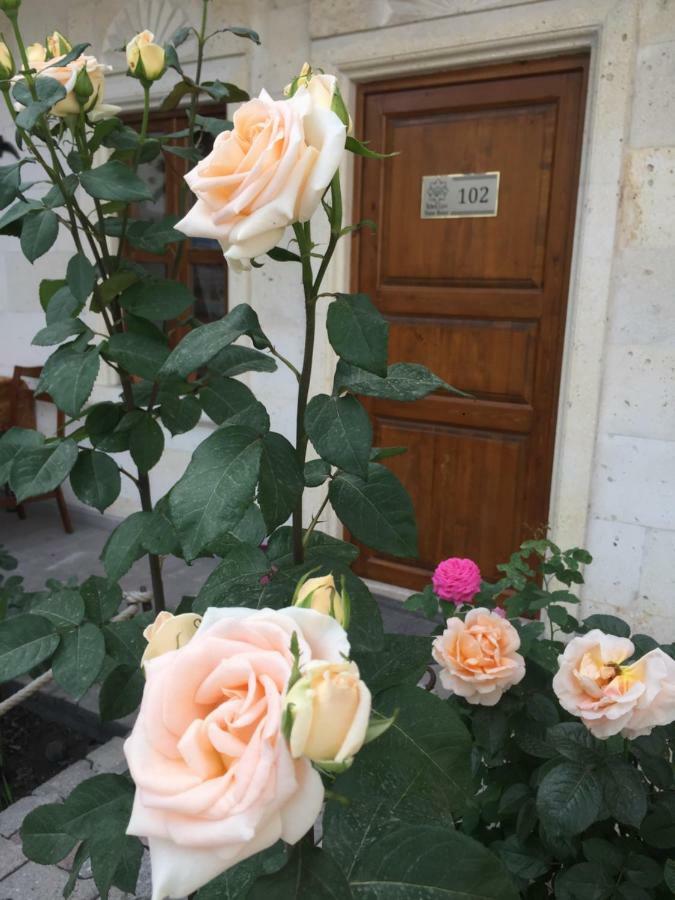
[0, 860, 97, 900]
[638, 528, 675, 638]
[608, 248, 675, 346]
[33, 759, 92, 801]
[599, 345, 675, 441]
[591, 434, 675, 530]
[620, 148, 675, 249]
[0, 836, 25, 880]
[639, 0, 675, 46]
[581, 518, 645, 611]
[630, 41, 675, 148]
[87, 737, 127, 775]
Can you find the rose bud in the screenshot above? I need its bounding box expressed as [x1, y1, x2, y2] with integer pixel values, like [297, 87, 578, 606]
[293, 573, 350, 628]
[283, 660, 371, 768]
[26, 42, 46, 67]
[73, 65, 94, 107]
[141, 610, 201, 666]
[126, 29, 166, 82]
[0, 41, 14, 79]
[0, 0, 21, 13]
[46, 30, 71, 59]
[284, 61, 351, 131]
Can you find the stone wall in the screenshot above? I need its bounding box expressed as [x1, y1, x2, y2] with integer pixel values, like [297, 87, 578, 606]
[0, 0, 673, 637]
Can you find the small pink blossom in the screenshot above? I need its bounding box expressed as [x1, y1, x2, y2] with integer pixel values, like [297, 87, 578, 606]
[432, 557, 481, 606]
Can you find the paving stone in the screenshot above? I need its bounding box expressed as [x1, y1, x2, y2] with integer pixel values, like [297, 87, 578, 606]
[0, 793, 59, 840]
[0, 860, 98, 899]
[0, 836, 25, 879]
[33, 759, 93, 800]
[87, 737, 127, 775]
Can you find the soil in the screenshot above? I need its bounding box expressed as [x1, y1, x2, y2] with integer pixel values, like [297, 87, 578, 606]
[0, 705, 102, 809]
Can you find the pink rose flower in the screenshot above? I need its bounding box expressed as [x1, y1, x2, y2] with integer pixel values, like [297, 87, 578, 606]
[552, 630, 675, 739]
[432, 557, 482, 605]
[176, 86, 346, 270]
[432, 608, 525, 706]
[124, 606, 349, 900]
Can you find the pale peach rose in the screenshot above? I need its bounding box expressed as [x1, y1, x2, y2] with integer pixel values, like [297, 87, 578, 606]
[284, 660, 371, 764]
[15, 48, 119, 119]
[124, 606, 349, 900]
[176, 86, 346, 270]
[552, 630, 675, 739]
[432, 608, 526, 706]
[141, 611, 202, 666]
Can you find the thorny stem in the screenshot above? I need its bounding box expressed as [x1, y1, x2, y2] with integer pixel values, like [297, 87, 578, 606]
[291, 173, 343, 564]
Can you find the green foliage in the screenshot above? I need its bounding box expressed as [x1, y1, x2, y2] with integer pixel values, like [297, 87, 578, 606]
[326, 293, 389, 377]
[70, 449, 121, 512]
[305, 394, 372, 478]
[9, 439, 78, 503]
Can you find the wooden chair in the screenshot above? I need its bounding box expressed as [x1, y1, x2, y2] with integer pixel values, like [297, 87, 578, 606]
[0, 365, 74, 533]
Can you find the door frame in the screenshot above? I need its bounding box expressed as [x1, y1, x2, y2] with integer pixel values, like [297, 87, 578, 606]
[309, 0, 637, 601]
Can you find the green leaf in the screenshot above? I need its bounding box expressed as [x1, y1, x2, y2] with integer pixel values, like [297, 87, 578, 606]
[640, 793, 675, 848]
[200, 375, 269, 432]
[335, 360, 462, 401]
[0, 427, 43, 483]
[582, 614, 630, 637]
[208, 344, 277, 377]
[536, 762, 603, 835]
[554, 862, 614, 900]
[170, 426, 263, 560]
[52, 623, 106, 699]
[196, 844, 287, 899]
[304, 458, 331, 487]
[267, 245, 301, 263]
[492, 835, 550, 882]
[345, 135, 396, 160]
[343, 573, 384, 654]
[582, 838, 623, 872]
[194, 542, 269, 613]
[21, 804, 77, 864]
[125, 217, 183, 255]
[80, 160, 152, 202]
[119, 276, 195, 320]
[70, 449, 121, 512]
[105, 330, 169, 381]
[36, 346, 100, 417]
[212, 25, 260, 44]
[546, 722, 617, 763]
[350, 825, 518, 899]
[266, 527, 359, 570]
[95, 270, 139, 308]
[327, 293, 389, 377]
[306, 394, 372, 478]
[101, 511, 152, 581]
[623, 853, 663, 888]
[0, 198, 41, 231]
[39, 277, 67, 311]
[664, 859, 675, 892]
[45, 286, 82, 322]
[0, 614, 59, 682]
[354, 633, 430, 694]
[103, 617, 149, 667]
[370, 445, 407, 462]
[0, 161, 22, 209]
[249, 845, 351, 900]
[160, 394, 202, 435]
[20, 209, 59, 262]
[111, 834, 144, 895]
[67, 253, 97, 302]
[32, 318, 88, 346]
[201, 79, 250, 103]
[9, 439, 78, 503]
[160, 304, 270, 378]
[81, 576, 122, 625]
[473, 707, 509, 758]
[258, 431, 304, 532]
[142, 497, 181, 556]
[330, 462, 417, 557]
[30, 588, 84, 629]
[599, 759, 648, 827]
[99, 664, 144, 721]
[129, 412, 164, 473]
[43, 173, 79, 209]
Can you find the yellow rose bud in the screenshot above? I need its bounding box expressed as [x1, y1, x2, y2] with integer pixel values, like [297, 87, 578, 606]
[26, 42, 46, 67]
[126, 29, 165, 82]
[284, 661, 371, 765]
[141, 611, 202, 666]
[0, 41, 14, 78]
[284, 63, 352, 132]
[46, 31, 71, 59]
[293, 573, 349, 628]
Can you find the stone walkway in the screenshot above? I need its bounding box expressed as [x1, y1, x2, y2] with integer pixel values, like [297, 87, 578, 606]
[0, 738, 157, 900]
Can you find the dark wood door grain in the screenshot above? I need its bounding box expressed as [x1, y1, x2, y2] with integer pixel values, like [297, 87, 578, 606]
[350, 55, 589, 590]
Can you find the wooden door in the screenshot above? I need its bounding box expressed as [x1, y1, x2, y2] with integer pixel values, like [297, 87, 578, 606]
[351, 55, 589, 590]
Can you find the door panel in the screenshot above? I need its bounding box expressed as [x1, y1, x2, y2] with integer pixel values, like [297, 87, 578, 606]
[350, 55, 589, 589]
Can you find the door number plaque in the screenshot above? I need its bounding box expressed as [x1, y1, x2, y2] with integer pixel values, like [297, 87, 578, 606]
[420, 172, 500, 219]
